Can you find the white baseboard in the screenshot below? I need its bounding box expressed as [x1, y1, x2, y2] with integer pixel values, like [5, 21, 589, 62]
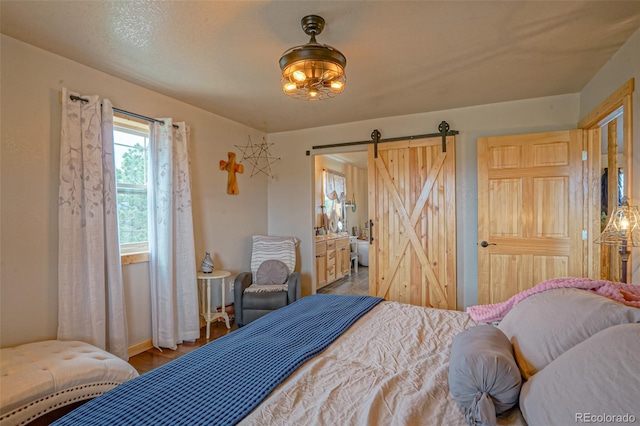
[128, 339, 153, 357]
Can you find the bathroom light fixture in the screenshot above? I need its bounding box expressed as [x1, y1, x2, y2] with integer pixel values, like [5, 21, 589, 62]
[595, 196, 640, 283]
[345, 193, 357, 212]
[279, 15, 346, 101]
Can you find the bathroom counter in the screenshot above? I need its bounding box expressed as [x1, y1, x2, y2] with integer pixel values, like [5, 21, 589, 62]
[315, 232, 349, 241]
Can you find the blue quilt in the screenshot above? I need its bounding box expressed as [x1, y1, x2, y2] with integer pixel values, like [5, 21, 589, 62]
[53, 294, 383, 426]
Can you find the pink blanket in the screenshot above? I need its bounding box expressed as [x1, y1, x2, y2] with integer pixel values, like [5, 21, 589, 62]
[467, 277, 640, 322]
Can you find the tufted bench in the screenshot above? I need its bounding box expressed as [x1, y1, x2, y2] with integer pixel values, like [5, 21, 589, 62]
[0, 340, 139, 426]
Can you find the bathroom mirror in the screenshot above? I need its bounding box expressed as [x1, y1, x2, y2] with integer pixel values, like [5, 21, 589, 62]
[599, 108, 626, 282]
[323, 169, 346, 233]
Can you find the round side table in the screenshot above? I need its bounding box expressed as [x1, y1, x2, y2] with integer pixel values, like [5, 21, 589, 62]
[197, 270, 231, 338]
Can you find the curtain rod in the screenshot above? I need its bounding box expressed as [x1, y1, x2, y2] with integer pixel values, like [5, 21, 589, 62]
[69, 94, 179, 129]
[323, 168, 346, 177]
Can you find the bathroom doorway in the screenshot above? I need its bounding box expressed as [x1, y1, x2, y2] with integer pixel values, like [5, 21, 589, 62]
[313, 152, 368, 239]
[313, 151, 370, 294]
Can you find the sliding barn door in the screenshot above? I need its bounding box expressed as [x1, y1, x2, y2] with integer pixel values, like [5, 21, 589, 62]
[368, 136, 456, 309]
[477, 130, 585, 304]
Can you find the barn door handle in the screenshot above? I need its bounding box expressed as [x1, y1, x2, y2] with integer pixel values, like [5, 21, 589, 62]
[369, 220, 374, 244]
[479, 241, 496, 248]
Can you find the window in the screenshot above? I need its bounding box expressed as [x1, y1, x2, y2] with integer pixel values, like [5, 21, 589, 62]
[113, 117, 150, 255]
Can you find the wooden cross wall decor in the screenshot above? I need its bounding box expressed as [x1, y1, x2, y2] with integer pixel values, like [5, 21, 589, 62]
[219, 152, 244, 195]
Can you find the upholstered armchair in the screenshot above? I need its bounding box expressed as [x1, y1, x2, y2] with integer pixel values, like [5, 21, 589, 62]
[234, 235, 301, 326]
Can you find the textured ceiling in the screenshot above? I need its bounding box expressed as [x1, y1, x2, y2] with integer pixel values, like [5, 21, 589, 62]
[2, 1, 640, 133]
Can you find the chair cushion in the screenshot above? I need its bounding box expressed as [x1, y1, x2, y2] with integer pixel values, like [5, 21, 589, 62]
[244, 284, 288, 293]
[256, 260, 289, 285]
[243, 290, 288, 310]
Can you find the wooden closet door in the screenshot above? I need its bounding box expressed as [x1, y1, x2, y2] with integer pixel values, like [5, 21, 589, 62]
[477, 130, 585, 304]
[368, 136, 456, 309]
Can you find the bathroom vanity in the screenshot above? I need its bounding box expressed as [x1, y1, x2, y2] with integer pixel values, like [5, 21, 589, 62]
[315, 234, 351, 289]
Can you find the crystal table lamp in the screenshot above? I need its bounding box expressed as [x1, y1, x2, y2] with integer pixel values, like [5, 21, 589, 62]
[595, 197, 640, 283]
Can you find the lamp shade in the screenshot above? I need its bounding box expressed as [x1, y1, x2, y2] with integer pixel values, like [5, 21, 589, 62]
[279, 15, 346, 101]
[595, 197, 640, 247]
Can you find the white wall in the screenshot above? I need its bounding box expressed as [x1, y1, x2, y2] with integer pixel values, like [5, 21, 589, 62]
[579, 27, 640, 284]
[3, 26, 636, 350]
[268, 94, 581, 308]
[0, 35, 268, 348]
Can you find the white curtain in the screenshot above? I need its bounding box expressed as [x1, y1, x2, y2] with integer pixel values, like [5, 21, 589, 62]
[58, 88, 129, 360]
[148, 119, 199, 349]
[324, 169, 346, 201]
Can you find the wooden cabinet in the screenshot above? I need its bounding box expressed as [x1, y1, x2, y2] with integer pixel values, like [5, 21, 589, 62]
[334, 240, 344, 281]
[336, 237, 350, 277]
[316, 236, 350, 290]
[315, 241, 327, 288]
[326, 239, 336, 283]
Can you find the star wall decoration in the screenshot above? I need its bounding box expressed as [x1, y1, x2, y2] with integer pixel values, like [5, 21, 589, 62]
[235, 135, 280, 178]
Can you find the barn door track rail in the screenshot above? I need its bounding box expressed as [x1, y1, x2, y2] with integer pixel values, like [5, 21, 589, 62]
[306, 121, 458, 157]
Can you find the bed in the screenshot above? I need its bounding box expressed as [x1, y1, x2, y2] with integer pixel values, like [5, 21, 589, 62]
[51, 281, 640, 426]
[238, 299, 524, 426]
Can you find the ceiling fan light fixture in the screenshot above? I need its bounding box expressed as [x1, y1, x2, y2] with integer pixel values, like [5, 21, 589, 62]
[284, 82, 298, 92]
[293, 70, 307, 81]
[279, 15, 347, 101]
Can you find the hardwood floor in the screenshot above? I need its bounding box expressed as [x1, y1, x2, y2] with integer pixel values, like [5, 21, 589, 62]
[129, 320, 239, 375]
[130, 268, 369, 375]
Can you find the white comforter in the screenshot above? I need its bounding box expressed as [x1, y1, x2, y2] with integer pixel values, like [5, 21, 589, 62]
[240, 301, 525, 426]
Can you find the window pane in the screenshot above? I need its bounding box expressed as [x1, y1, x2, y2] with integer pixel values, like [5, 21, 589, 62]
[114, 142, 147, 186]
[114, 120, 149, 248]
[114, 130, 146, 148]
[117, 187, 148, 244]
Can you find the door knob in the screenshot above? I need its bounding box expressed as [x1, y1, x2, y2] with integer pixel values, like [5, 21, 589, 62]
[479, 241, 496, 248]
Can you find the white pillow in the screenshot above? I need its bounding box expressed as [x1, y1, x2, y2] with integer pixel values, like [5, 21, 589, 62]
[520, 323, 640, 426]
[498, 288, 640, 379]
